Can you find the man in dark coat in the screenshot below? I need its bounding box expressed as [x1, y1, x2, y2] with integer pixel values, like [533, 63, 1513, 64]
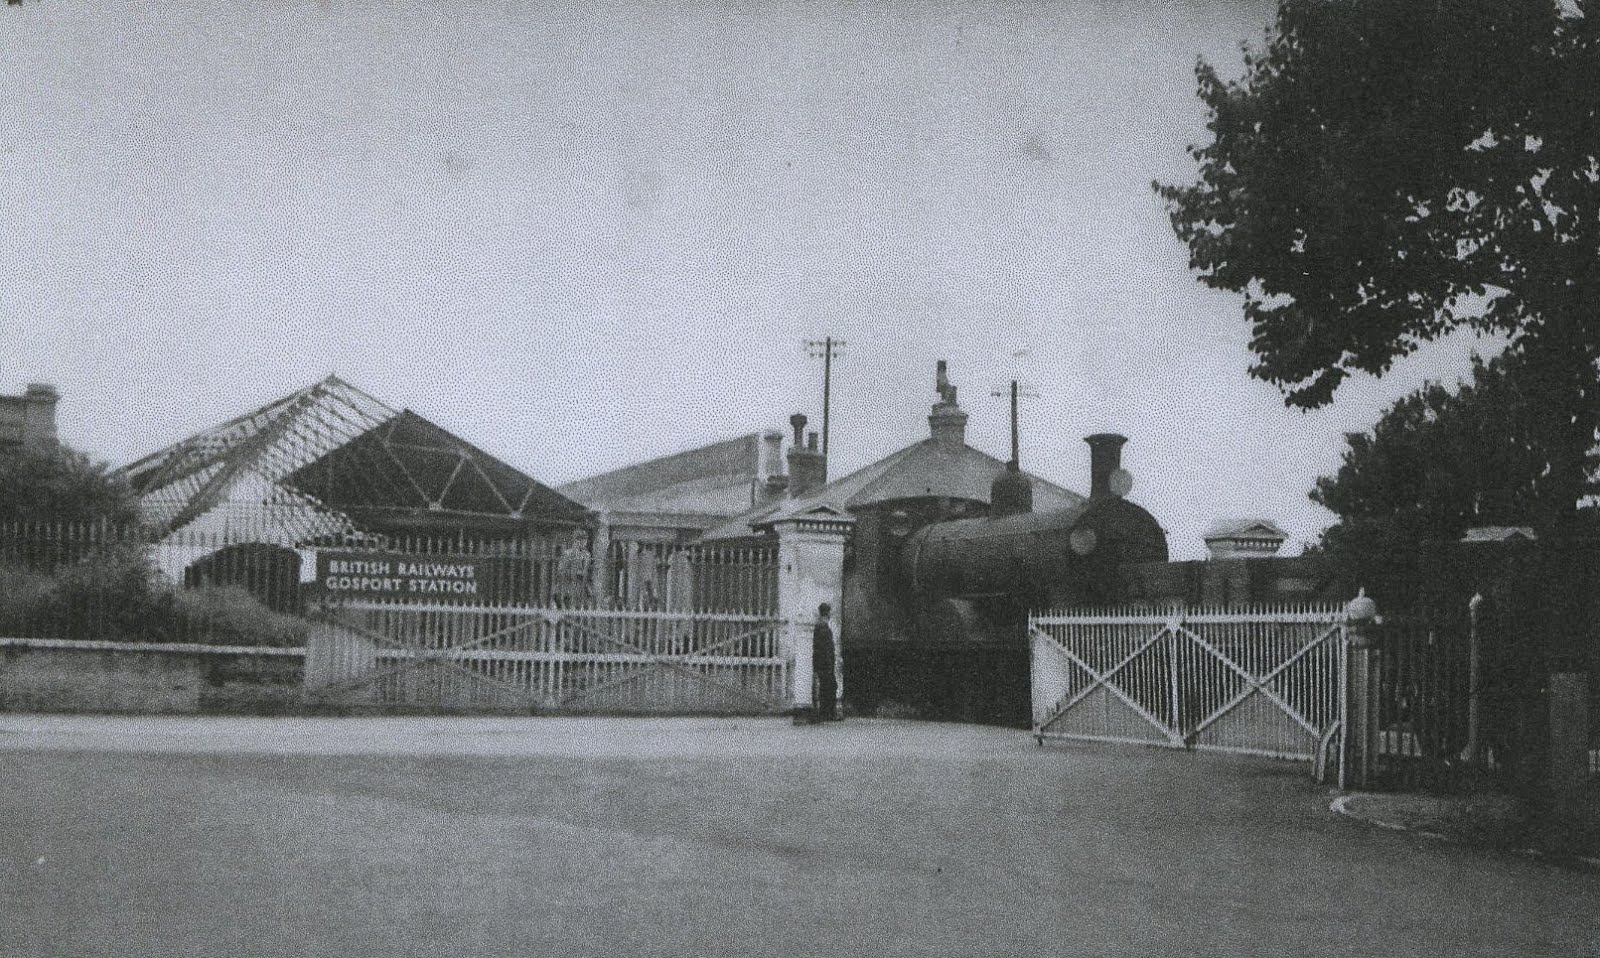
[811, 602, 838, 722]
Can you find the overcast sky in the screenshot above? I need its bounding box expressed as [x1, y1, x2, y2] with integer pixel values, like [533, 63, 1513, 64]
[3, 0, 1492, 559]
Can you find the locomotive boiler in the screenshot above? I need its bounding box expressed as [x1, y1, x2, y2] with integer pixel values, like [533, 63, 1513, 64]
[901, 434, 1168, 609]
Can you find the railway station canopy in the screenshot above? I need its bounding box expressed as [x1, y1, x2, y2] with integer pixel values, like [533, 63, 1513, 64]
[119, 376, 589, 545]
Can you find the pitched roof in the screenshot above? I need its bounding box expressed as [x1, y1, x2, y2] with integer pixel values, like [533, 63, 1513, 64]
[119, 376, 587, 542]
[1203, 518, 1289, 541]
[1460, 525, 1537, 543]
[557, 432, 772, 520]
[700, 437, 1084, 541]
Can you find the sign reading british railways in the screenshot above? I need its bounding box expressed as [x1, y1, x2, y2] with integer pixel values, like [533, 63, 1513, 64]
[317, 551, 484, 598]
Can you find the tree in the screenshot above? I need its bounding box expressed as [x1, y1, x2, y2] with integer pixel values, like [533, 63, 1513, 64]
[1310, 350, 1600, 602]
[0, 442, 140, 526]
[1157, 0, 1600, 540]
[1314, 349, 1599, 537]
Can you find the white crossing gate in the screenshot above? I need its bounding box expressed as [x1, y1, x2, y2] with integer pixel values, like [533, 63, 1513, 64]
[1029, 604, 1347, 760]
[306, 599, 789, 714]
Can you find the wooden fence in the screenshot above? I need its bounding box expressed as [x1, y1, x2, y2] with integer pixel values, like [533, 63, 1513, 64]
[1030, 604, 1348, 761]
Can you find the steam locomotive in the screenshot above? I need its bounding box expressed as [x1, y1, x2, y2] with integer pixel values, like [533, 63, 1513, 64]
[900, 434, 1168, 612]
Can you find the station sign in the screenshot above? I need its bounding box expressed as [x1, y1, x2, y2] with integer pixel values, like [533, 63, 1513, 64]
[315, 549, 495, 601]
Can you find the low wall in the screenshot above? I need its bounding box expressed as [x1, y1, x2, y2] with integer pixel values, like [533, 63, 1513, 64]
[0, 638, 305, 715]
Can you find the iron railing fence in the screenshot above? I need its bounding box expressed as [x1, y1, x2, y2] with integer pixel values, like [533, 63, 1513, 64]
[0, 520, 778, 648]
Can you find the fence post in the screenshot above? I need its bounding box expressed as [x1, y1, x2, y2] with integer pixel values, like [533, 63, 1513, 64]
[1462, 592, 1485, 765]
[773, 513, 854, 718]
[1342, 589, 1381, 791]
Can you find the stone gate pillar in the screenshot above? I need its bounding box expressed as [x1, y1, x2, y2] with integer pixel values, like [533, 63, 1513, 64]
[773, 512, 854, 714]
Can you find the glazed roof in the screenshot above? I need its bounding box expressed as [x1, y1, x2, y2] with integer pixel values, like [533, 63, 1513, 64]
[119, 375, 587, 542]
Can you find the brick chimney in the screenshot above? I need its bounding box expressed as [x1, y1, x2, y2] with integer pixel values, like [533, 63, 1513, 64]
[786, 413, 827, 497]
[1, 383, 59, 448]
[753, 429, 788, 505]
[928, 360, 968, 449]
[1085, 433, 1127, 500]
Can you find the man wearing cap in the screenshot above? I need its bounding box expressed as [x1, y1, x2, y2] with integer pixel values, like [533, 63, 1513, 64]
[811, 602, 838, 723]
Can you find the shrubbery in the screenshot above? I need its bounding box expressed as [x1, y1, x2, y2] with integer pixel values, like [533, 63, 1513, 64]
[0, 546, 309, 648]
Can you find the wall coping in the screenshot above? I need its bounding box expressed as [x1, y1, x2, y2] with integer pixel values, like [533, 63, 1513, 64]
[0, 637, 306, 657]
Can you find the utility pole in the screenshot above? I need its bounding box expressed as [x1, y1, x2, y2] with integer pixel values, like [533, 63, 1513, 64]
[804, 337, 847, 456]
[990, 379, 1039, 466]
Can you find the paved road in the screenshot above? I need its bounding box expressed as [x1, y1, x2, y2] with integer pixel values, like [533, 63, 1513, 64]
[1, 716, 1595, 957]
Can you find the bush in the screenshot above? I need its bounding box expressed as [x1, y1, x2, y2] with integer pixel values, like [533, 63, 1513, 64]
[0, 549, 310, 647]
[170, 586, 311, 648]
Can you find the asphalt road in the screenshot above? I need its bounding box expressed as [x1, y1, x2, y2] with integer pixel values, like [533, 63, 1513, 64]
[1, 716, 1595, 958]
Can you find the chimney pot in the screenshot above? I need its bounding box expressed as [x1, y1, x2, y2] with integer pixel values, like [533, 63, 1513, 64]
[790, 413, 807, 447]
[807, 431, 818, 451]
[928, 360, 968, 448]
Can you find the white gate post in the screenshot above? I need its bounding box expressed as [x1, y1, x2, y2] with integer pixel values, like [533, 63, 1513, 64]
[1341, 589, 1381, 791]
[773, 512, 854, 715]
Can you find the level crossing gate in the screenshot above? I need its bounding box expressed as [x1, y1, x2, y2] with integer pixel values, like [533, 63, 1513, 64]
[1029, 604, 1347, 760]
[305, 599, 789, 714]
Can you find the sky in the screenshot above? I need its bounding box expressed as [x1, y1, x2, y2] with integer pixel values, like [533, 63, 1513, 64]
[2, 0, 1495, 559]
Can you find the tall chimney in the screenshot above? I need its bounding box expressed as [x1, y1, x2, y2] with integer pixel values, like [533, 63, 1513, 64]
[928, 360, 968, 448]
[786, 414, 828, 497]
[22, 383, 59, 447]
[1085, 433, 1127, 500]
[753, 429, 788, 505]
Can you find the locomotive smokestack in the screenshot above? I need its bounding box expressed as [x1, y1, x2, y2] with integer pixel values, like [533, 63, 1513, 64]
[1085, 433, 1127, 500]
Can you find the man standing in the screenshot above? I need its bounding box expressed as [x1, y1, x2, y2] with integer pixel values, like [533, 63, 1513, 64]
[811, 602, 838, 723]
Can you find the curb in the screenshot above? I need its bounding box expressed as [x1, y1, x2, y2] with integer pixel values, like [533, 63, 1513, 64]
[1329, 794, 1600, 871]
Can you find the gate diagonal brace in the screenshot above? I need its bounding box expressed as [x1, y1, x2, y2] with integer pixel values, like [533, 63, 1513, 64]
[1030, 625, 1184, 746]
[1175, 622, 1340, 740]
[554, 615, 783, 710]
[310, 611, 545, 703]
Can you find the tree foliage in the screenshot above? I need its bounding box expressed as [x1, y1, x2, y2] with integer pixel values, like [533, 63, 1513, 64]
[0, 442, 140, 526]
[1158, 0, 1600, 533]
[1313, 349, 1600, 546]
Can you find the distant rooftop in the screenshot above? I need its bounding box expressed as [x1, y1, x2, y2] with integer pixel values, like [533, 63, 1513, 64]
[1460, 526, 1537, 544]
[557, 431, 782, 527]
[702, 362, 1084, 541]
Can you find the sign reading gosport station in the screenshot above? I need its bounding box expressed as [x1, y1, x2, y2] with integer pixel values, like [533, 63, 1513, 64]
[317, 551, 486, 598]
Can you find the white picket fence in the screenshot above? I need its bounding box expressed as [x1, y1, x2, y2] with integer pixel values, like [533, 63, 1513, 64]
[1029, 604, 1348, 761]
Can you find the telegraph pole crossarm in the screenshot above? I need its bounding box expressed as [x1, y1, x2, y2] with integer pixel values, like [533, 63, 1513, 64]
[989, 379, 1039, 467]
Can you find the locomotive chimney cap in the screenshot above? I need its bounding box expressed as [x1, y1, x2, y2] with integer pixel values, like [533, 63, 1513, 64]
[1085, 433, 1129, 499]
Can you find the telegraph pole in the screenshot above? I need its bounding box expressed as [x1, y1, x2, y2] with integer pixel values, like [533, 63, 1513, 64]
[990, 379, 1039, 466]
[804, 337, 846, 456]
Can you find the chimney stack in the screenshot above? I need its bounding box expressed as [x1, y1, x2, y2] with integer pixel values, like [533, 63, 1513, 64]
[786, 414, 828, 497]
[928, 360, 968, 448]
[2, 383, 60, 448]
[1085, 433, 1127, 500]
[753, 429, 788, 505]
